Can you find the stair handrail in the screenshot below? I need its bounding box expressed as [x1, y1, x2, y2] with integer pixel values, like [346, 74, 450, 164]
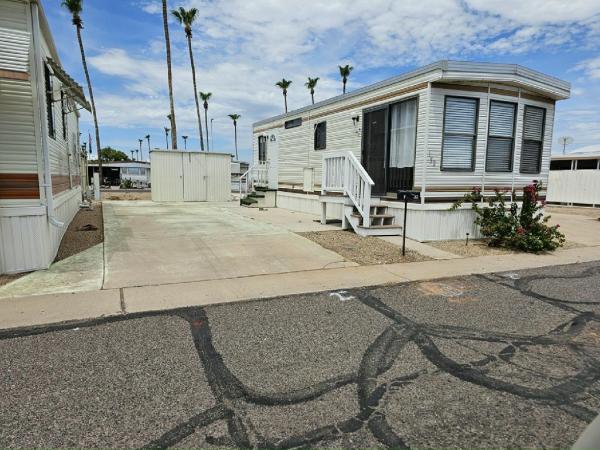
[239, 161, 269, 197]
[322, 151, 374, 227]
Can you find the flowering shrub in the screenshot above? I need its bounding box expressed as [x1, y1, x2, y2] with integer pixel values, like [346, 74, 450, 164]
[450, 181, 565, 252]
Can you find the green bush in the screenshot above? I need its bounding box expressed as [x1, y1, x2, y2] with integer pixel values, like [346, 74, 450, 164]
[451, 181, 565, 252]
[120, 179, 133, 189]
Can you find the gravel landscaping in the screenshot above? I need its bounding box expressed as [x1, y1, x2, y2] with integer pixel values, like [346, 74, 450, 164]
[428, 239, 516, 257]
[298, 230, 431, 265]
[55, 203, 104, 262]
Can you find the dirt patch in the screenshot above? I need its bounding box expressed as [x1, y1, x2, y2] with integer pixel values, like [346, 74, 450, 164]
[0, 273, 28, 287]
[429, 238, 580, 257]
[55, 203, 104, 262]
[298, 230, 431, 265]
[429, 239, 516, 258]
[545, 206, 600, 219]
[102, 190, 151, 201]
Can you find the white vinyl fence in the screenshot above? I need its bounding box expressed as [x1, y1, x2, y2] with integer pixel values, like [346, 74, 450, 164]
[151, 150, 231, 202]
[546, 170, 600, 206]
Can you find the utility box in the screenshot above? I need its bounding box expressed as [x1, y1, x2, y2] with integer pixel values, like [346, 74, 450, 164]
[151, 150, 231, 202]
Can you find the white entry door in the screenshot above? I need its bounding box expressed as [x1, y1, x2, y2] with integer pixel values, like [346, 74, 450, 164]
[267, 131, 278, 189]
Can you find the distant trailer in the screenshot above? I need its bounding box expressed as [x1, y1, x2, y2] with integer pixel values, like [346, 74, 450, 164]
[150, 150, 231, 202]
[547, 152, 600, 207]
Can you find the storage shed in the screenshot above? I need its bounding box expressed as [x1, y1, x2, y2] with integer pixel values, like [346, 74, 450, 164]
[150, 150, 231, 202]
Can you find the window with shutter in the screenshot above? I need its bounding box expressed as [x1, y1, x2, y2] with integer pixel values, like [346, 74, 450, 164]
[441, 96, 478, 171]
[520, 106, 545, 174]
[314, 121, 326, 150]
[486, 100, 516, 172]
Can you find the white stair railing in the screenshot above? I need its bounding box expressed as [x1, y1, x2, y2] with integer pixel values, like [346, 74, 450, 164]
[239, 162, 269, 197]
[322, 151, 374, 227]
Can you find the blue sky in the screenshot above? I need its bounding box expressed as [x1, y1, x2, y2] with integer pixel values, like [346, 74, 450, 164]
[42, 0, 600, 162]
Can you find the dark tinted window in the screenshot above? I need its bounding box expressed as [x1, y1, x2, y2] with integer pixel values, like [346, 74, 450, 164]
[550, 160, 572, 170]
[442, 96, 478, 171]
[576, 159, 598, 170]
[486, 101, 516, 172]
[314, 121, 326, 150]
[284, 118, 302, 129]
[44, 64, 55, 138]
[520, 105, 545, 174]
[258, 136, 267, 162]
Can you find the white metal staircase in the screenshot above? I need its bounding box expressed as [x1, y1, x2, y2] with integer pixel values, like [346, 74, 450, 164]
[321, 151, 403, 237]
[239, 162, 275, 208]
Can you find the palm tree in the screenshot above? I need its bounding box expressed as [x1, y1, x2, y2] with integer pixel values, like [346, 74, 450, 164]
[182, 135, 188, 149]
[305, 77, 319, 104]
[138, 138, 143, 161]
[135, 149, 139, 161]
[164, 127, 170, 149]
[162, 0, 177, 149]
[145, 134, 151, 154]
[338, 64, 353, 94]
[172, 7, 205, 151]
[199, 91, 212, 151]
[61, 0, 103, 177]
[275, 78, 292, 113]
[228, 114, 241, 160]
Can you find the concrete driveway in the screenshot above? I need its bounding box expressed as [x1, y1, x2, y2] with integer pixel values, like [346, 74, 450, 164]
[102, 201, 356, 289]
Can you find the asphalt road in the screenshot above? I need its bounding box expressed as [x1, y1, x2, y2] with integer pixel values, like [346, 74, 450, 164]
[2, 261, 600, 448]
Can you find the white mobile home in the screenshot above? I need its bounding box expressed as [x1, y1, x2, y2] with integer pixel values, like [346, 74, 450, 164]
[251, 60, 570, 240]
[0, 0, 89, 273]
[88, 161, 151, 188]
[547, 150, 600, 207]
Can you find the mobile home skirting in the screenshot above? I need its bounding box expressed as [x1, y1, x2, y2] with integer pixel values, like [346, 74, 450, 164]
[0, 186, 81, 274]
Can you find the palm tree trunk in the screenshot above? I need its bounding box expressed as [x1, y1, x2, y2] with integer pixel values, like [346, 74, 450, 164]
[147, 137, 151, 153]
[284, 93, 288, 113]
[343, 79, 346, 94]
[187, 35, 205, 151]
[204, 107, 210, 151]
[234, 123, 238, 160]
[311, 90, 314, 105]
[75, 26, 102, 178]
[162, 0, 177, 149]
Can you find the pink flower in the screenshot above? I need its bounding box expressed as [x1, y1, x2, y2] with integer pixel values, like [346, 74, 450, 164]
[516, 227, 525, 235]
[556, 224, 560, 228]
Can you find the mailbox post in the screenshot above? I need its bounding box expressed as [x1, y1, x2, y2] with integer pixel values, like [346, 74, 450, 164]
[397, 190, 421, 256]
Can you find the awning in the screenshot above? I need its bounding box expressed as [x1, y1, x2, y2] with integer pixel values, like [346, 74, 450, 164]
[46, 57, 91, 111]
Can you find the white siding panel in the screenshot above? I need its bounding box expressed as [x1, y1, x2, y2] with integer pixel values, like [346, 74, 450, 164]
[204, 153, 231, 202]
[547, 170, 600, 205]
[0, 0, 30, 73]
[0, 188, 80, 274]
[0, 77, 37, 172]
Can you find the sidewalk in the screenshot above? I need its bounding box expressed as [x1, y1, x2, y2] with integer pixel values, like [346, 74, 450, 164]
[1, 244, 599, 331]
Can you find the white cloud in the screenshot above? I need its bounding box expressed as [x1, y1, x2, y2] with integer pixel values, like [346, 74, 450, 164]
[76, 0, 600, 158]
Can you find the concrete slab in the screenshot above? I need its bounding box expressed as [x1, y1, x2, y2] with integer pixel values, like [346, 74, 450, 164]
[547, 212, 600, 247]
[122, 264, 406, 313]
[0, 244, 104, 299]
[234, 207, 341, 232]
[102, 202, 356, 289]
[0, 289, 121, 329]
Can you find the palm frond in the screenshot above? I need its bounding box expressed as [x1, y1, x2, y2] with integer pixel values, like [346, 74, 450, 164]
[228, 114, 241, 121]
[305, 77, 319, 89]
[61, 0, 82, 14]
[275, 78, 292, 89]
[338, 64, 354, 77]
[199, 91, 212, 101]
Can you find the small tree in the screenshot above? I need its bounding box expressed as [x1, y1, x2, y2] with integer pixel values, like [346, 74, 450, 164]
[451, 181, 565, 252]
[100, 147, 130, 161]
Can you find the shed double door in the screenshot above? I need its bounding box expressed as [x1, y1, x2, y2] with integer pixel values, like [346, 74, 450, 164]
[182, 152, 207, 201]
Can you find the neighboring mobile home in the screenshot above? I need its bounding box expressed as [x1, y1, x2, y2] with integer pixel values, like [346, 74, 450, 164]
[547, 149, 600, 207]
[87, 161, 151, 188]
[0, 0, 89, 274]
[251, 60, 570, 240]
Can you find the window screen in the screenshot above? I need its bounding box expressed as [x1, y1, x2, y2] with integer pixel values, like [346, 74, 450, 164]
[550, 160, 572, 171]
[520, 106, 545, 174]
[314, 121, 326, 150]
[44, 64, 55, 138]
[258, 136, 267, 162]
[576, 159, 598, 170]
[442, 97, 478, 171]
[284, 118, 302, 129]
[486, 101, 516, 172]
